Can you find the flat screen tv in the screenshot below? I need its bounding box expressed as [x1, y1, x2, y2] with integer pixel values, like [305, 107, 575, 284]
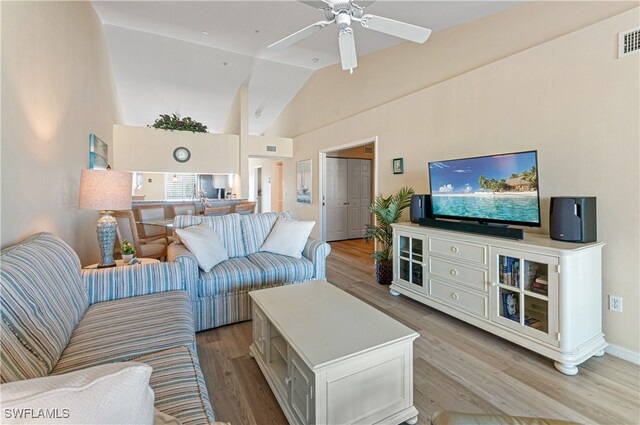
[428, 150, 541, 227]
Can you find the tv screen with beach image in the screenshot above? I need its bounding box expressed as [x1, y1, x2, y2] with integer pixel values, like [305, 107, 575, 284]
[428, 151, 540, 226]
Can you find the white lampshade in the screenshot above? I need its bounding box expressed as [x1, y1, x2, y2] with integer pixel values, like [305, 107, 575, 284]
[79, 170, 132, 211]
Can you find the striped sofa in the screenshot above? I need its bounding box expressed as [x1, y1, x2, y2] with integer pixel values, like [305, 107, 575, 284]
[0, 232, 219, 424]
[169, 211, 332, 331]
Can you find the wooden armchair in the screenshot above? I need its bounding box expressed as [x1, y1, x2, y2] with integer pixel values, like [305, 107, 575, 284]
[234, 202, 256, 215]
[138, 205, 172, 245]
[172, 203, 196, 217]
[204, 206, 232, 217]
[113, 210, 166, 261]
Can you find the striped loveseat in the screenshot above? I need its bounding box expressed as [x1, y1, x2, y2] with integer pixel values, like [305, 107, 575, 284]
[169, 211, 331, 331]
[0, 232, 219, 424]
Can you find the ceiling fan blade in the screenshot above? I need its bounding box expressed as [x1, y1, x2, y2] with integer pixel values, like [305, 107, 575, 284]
[268, 20, 332, 50]
[298, 0, 332, 10]
[338, 28, 357, 71]
[360, 14, 431, 44]
[352, 1, 377, 8]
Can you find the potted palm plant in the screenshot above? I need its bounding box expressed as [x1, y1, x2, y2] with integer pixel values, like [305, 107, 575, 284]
[364, 186, 414, 285]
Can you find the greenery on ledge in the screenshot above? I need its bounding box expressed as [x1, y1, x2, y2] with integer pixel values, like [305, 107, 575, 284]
[149, 114, 208, 133]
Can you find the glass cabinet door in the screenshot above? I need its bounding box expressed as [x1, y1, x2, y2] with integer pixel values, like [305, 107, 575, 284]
[492, 249, 558, 346]
[395, 232, 426, 292]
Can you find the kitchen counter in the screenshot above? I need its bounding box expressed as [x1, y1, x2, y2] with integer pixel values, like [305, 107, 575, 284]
[133, 199, 247, 204]
[131, 199, 249, 218]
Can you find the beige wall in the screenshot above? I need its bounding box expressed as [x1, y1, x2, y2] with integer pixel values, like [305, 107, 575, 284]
[273, 7, 640, 354]
[133, 172, 165, 200]
[1, 1, 121, 265]
[113, 125, 240, 174]
[268, 1, 637, 139]
[247, 135, 293, 158]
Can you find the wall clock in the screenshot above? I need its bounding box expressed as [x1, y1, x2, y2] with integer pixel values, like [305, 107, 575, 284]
[173, 147, 191, 163]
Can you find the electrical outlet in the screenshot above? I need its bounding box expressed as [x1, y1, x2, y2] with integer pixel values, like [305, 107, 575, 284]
[609, 295, 623, 313]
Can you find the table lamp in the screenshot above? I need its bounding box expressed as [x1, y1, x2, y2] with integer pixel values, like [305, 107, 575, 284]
[79, 169, 132, 268]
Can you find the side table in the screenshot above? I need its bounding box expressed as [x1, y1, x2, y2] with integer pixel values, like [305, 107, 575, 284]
[83, 258, 160, 269]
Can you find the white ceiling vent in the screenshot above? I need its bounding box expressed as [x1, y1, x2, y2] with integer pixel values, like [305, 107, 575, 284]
[266, 145, 277, 152]
[618, 26, 640, 58]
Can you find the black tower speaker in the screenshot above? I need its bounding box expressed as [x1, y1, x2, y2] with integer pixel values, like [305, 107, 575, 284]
[410, 195, 432, 223]
[549, 197, 597, 243]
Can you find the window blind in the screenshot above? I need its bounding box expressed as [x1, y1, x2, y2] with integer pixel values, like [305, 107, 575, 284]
[165, 174, 197, 199]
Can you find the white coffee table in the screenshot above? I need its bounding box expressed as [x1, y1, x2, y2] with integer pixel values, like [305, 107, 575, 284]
[249, 280, 419, 425]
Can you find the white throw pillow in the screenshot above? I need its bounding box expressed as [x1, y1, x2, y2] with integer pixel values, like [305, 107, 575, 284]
[0, 362, 154, 425]
[260, 217, 315, 259]
[175, 222, 228, 272]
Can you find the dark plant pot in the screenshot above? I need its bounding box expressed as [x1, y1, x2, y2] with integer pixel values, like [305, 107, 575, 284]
[375, 260, 393, 285]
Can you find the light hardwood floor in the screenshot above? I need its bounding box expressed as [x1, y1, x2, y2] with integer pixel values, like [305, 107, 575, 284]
[196, 239, 640, 425]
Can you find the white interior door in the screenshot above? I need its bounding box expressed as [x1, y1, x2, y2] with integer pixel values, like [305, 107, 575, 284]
[347, 159, 362, 239]
[326, 158, 348, 241]
[360, 159, 372, 236]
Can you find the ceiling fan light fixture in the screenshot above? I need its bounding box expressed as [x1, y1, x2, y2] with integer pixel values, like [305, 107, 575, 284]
[336, 11, 351, 29]
[270, 0, 431, 72]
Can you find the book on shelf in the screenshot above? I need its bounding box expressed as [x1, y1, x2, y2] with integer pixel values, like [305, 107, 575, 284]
[529, 303, 549, 315]
[531, 287, 548, 295]
[531, 282, 548, 294]
[501, 292, 519, 321]
[526, 316, 544, 330]
[524, 262, 538, 290]
[534, 276, 548, 285]
[501, 257, 520, 287]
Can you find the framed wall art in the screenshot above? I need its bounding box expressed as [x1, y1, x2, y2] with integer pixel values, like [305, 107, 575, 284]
[89, 133, 108, 170]
[296, 159, 312, 204]
[393, 158, 404, 175]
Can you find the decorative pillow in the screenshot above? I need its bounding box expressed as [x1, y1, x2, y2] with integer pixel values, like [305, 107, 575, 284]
[260, 218, 315, 259]
[0, 362, 154, 424]
[175, 222, 229, 272]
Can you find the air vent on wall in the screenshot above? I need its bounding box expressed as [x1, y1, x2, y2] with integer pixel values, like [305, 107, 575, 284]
[363, 146, 373, 154]
[618, 26, 640, 58]
[266, 145, 277, 152]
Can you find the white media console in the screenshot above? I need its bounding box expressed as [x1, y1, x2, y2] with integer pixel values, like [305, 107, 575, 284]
[391, 222, 606, 375]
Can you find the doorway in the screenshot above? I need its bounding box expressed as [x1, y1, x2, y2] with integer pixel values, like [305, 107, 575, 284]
[320, 138, 377, 242]
[272, 161, 283, 212]
[254, 166, 262, 213]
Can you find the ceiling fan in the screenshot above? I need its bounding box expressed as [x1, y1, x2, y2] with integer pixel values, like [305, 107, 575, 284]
[268, 0, 432, 73]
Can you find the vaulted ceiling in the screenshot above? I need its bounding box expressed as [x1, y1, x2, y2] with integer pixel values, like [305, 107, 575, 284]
[93, 1, 521, 136]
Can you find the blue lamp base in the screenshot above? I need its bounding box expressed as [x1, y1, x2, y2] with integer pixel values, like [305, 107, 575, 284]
[97, 211, 117, 268]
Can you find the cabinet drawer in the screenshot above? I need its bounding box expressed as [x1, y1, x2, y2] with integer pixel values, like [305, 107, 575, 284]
[429, 258, 487, 292]
[429, 237, 487, 265]
[429, 279, 488, 318]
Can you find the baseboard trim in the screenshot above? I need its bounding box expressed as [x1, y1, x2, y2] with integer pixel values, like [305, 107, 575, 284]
[605, 343, 640, 365]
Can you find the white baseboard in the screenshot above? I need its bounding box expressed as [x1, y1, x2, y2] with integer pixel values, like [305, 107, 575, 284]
[605, 344, 640, 365]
